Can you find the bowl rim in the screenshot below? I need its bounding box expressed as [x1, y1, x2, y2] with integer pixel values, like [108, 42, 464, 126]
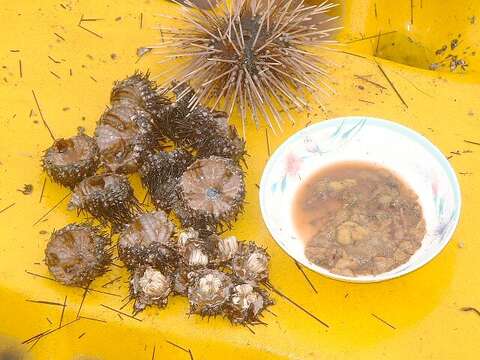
[259, 116, 462, 283]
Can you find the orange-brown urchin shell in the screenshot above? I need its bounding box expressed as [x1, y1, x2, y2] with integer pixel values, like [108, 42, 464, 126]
[118, 210, 177, 271]
[42, 132, 100, 189]
[231, 242, 270, 285]
[226, 283, 273, 325]
[110, 71, 171, 113]
[94, 103, 155, 173]
[187, 268, 232, 316]
[139, 149, 194, 212]
[130, 266, 172, 313]
[68, 173, 140, 230]
[157, 0, 340, 132]
[45, 223, 111, 287]
[174, 156, 245, 229]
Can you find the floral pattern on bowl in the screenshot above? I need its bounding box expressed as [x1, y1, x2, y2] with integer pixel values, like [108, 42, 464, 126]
[260, 116, 461, 283]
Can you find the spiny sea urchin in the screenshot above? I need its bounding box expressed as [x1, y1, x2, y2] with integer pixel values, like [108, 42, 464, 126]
[139, 149, 194, 212]
[42, 130, 100, 189]
[95, 103, 155, 173]
[45, 223, 111, 287]
[174, 156, 245, 229]
[68, 173, 140, 229]
[111, 71, 170, 113]
[118, 210, 177, 270]
[153, 87, 246, 162]
[157, 0, 340, 132]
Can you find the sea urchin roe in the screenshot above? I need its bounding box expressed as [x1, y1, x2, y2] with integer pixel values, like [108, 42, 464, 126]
[293, 161, 426, 277]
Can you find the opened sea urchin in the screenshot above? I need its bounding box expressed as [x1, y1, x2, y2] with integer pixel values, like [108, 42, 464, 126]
[45, 224, 111, 287]
[158, 0, 340, 131]
[175, 156, 245, 229]
[42, 131, 99, 189]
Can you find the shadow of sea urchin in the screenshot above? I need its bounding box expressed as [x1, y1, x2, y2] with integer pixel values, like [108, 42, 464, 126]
[156, 0, 340, 133]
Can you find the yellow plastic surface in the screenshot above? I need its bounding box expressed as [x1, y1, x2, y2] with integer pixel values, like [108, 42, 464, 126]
[1, 0, 479, 359]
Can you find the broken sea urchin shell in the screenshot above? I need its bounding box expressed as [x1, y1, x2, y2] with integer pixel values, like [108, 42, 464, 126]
[232, 242, 270, 284]
[226, 283, 273, 325]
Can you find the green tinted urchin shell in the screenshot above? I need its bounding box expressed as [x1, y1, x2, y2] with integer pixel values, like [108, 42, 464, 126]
[42, 133, 100, 189]
[68, 173, 140, 229]
[175, 156, 245, 229]
[95, 103, 155, 173]
[110, 71, 170, 112]
[118, 210, 177, 271]
[187, 269, 232, 317]
[130, 266, 172, 314]
[45, 223, 111, 287]
[139, 150, 194, 212]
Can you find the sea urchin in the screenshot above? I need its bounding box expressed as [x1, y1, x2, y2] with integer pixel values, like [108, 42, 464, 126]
[174, 156, 245, 229]
[157, 0, 340, 132]
[45, 224, 111, 287]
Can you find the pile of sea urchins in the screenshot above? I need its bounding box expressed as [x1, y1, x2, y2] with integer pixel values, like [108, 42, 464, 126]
[42, 72, 273, 325]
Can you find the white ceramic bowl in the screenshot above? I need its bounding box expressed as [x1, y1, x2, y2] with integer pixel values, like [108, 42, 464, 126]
[259, 116, 461, 283]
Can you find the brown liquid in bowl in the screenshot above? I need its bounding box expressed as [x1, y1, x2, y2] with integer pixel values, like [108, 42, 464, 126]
[292, 161, 426, 277]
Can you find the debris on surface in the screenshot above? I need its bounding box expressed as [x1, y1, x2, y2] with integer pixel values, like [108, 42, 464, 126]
[17, 184, 33, 195]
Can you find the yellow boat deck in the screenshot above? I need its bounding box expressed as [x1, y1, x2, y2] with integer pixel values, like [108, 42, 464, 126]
[1, 1, 479, 359]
